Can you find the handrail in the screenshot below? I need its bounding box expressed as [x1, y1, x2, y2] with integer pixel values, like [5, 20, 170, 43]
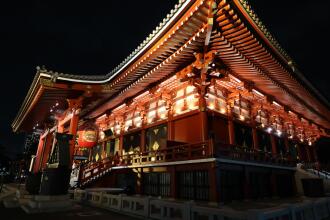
[215, 142, 296, 167]
[132, 141, 210, 165]
[79, 141, 211, 185]
[79, 140, 296, 186]
[301, 162, 330, 180]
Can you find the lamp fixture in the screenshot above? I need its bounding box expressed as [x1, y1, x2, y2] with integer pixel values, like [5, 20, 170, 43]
[276, 130, 282, 137]
[266, 127, 272, 133]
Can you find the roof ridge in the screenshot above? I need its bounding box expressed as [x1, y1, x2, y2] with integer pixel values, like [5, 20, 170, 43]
[38, 65, 106, 81]
[105, 0, 188, 79]
[46, 0, 188, 82]
[237, 0, 293, 63]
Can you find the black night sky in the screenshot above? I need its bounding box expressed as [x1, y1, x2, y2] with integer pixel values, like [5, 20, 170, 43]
[0, 1, 329, 159]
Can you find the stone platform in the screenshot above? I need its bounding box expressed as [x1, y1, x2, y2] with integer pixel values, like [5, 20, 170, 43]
[21, 194, 73, 213]
[2, 187, 74, 214]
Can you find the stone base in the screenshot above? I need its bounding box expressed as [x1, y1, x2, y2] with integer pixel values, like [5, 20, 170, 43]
[20, 194, 73, 214]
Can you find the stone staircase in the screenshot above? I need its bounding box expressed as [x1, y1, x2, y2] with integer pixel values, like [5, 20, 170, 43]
[295, 164, 330, 195]
[20, 194, 73, 213]
[1, 184, 74, 213]
[2, 184, 35, 208]
[0, 184, 17, 203]
[306, 168, 330, 180]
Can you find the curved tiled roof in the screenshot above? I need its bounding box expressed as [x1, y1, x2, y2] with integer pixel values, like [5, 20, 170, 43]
[12, 0, 330, 132]
[235, 0, 330, 109]
[41, 0, 329, 112]
[46, 0, 191, 83]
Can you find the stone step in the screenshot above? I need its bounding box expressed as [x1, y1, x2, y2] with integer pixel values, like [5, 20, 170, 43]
[3, 197, 20, 208]
[21, 204, 38, 214]
[0, 189, 16, 202]
[20, 195, 74, 214]
[21, 202, 74, 214]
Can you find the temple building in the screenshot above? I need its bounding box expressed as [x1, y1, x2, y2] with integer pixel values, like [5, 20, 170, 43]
[12, 0, 330, 203]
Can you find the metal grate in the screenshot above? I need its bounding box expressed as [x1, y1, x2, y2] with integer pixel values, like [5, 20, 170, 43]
[143, 172, 171, 197]
[178, 170, 209, 201]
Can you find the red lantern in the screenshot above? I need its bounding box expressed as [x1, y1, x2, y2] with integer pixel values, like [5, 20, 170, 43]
[77, 128, 98, 148]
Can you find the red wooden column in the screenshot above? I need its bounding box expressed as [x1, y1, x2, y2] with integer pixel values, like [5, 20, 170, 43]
[167, 102, 174, 141]
[140, 129, 146, 152]
[167, 120, 174, 141]
[227, 105, 235, 145]
[199, 86, 208, 143]
[118, 120, 124, 158]
[200, 111, 208, 141]
[64, 97, 84, 166]
[40, 133, 54, 170]
[33, 134, 45, 173]
[140, 109, 147, 152]
[68, 108, 79, 166]
[198, 85, 212, 157]
[250, 107, 258, 150]
[119, 135, 124, 156]
[36, 137, 46, 172]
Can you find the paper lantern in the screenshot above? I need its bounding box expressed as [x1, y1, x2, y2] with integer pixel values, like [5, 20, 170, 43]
[77, 129, 98, 148]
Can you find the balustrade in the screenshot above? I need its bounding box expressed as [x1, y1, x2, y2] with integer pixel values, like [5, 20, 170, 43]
[215, 142, 295, 167]
[73, 189, 330, 220]
[79, 141, 211, 185]
[79, 140, 295, 185]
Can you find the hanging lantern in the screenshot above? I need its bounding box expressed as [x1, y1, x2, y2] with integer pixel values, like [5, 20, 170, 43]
[77, 123, 98, 148]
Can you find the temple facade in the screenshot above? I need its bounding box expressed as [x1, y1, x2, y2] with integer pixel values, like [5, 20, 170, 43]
[12, 0, 330, 203]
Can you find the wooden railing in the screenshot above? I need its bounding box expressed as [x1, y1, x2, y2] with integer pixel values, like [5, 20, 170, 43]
[79, 140, 296, 186]
[215, 142, 296, 167]
[131, 141, 210, 165]
[79, 141, 211, 186]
